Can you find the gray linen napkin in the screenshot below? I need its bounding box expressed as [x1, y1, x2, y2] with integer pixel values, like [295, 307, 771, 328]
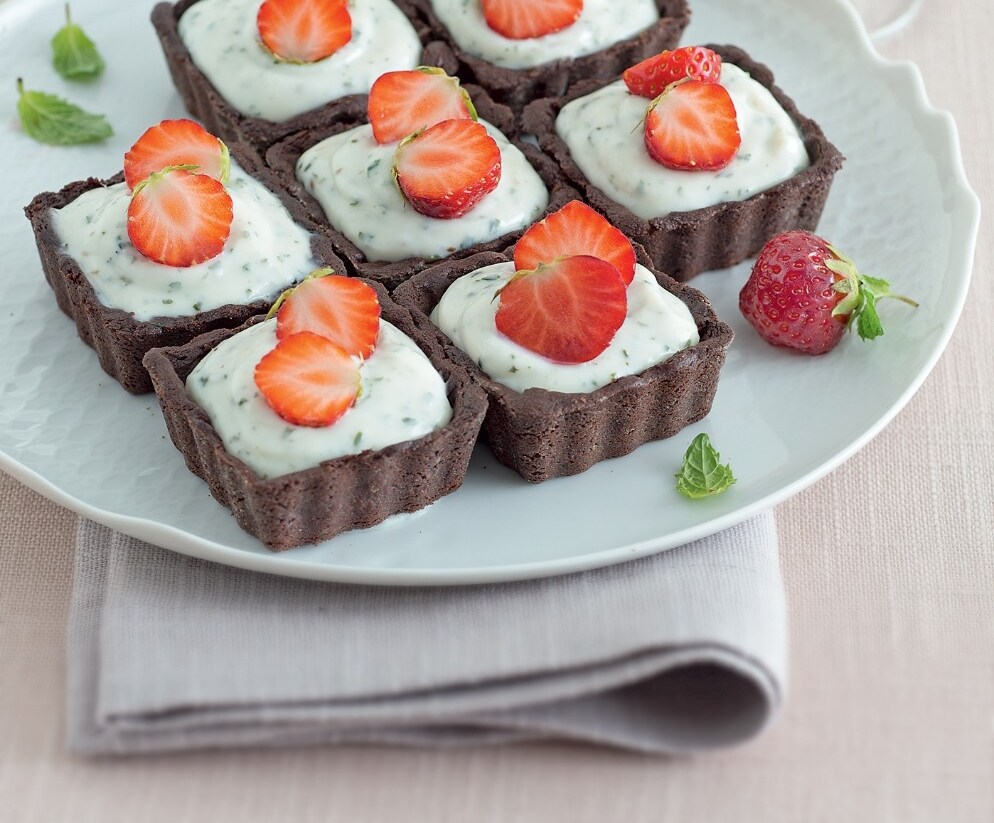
[67, 512, 786, 755]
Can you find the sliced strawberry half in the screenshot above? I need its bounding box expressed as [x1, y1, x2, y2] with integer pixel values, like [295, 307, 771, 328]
[624, 47, 723, 100]
[127, 168, 233, 267]
[481, 0, 583, 40]
[368, 68, 477, 145]
[495, 255, 627, 364]
[514, 200, 636, 286]
[257, 0, 351, 64]
[643, 80, 741, 172]
[254, 331, 360, 428]
[274, 273, 381, 359]
[124, 119, 230, 190]
[393, 119, 501, 220]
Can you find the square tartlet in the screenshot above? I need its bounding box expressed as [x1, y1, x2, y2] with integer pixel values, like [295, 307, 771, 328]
[522, 44, 845, 282]
[24, 144, 346, 395]
[151, 0, 433, 151]
[142, 284, 488, 550]
[393, 248, 733, 483]
[265, 84, 576, 290]
[406, 0, 690, 115]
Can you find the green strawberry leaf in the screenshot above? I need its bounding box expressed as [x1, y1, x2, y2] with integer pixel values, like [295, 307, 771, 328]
[827, 244, 919, 342]
[52, 5, 105, 80]
[16, 78, 113, 145]
[675, 433, 736, 500]
[856, 292, 885, 340]
[831, 278, 860, 318]
[860, 275, 893, 299]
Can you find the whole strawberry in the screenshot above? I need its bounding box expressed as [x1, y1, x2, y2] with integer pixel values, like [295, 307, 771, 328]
[739, 231, 917, 355]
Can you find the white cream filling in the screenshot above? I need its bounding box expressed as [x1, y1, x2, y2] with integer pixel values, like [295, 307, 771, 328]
[51, 160, 318, 321]
[555, 64, 811, 219]
[187, 318, 453, 478]
[296, 120, 549, 262]
[178, 0, 422, 121]
[428, 0, 659, 69]
[431, 261, 699, 393]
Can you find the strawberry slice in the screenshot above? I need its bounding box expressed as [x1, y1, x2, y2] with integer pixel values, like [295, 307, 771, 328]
[393, 119, 501, 220]
[514, 200, 636, 286]
[624, 47, 723, 100]
[124, 119, 230, 190]
[257, 0, 351, 64]
[127, 168, 233, 268]
[481, 0, 583, 40]
[643, 80, 741, 171]
[368, 68, 477, 146]
[274, 273, 381, 359]
[495, 255, 627, 364]
[254, 331, 360, 428]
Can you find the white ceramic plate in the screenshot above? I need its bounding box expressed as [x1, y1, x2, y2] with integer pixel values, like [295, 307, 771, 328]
[0, 0, 979, 585]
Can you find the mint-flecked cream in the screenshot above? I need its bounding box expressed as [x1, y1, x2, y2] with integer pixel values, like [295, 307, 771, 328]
[187, 318, 453, 479]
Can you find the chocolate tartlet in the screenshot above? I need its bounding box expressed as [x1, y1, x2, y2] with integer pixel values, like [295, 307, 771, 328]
[151, 0, 435, 151]
[393, 248, 733, 483]
[24, 144, 346, 395]
[522, 45, 845, 282]
[265, 85, 576, 290]
[143, 285, 488, 550]
[406, 0, 690, 115]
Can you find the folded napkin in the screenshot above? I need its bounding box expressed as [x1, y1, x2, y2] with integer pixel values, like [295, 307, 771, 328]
[68, 513, 786, 755]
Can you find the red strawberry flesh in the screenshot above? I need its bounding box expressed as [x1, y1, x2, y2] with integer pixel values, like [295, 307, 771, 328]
[393, 119, 502, 220]
[739, 231, 847, 355]
[481, 0, 583, 40]
[276, 274, 381, 360]
[368, 68, 476, 145]
[624, 47, 723, 100]
[254, 331, 360, 428]
[124, 119, 230, 190]
[257, 0, 351, 64]
[127, 168, 233, 268]
[644, 80, 741, 171]
[514, 200, 636, 285]
[495, 255, 627, 364]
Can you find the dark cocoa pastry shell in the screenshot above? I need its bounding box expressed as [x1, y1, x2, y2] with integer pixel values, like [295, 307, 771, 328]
[265, 86, 577, 290]
[24, 143, 347, 395]
[521, 44, 846, 282]
[406, 0, 690, 115]
[151, 0, 437, 151]
[142, 286, 488, 551]
[393, 248, 733, 483]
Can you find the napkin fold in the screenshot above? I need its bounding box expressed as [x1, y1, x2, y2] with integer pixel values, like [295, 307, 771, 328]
[68, 513, 786, 755]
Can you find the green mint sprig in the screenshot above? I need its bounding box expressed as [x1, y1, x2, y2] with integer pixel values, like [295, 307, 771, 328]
[52, 4, 105, 81]
[675, 433, 736, 500]
[16, 78, 112, 145]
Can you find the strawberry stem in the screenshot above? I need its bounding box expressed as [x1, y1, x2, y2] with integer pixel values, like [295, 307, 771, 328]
[882, 292, 920, 308]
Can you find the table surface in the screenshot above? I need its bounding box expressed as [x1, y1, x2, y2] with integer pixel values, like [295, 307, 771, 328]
[2, 2, 992, 821]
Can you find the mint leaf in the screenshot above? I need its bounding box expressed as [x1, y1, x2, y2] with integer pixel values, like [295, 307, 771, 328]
[52, 5, 105, 80]
[16, 79, 112, 145]
[675, 433, 735, 500]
